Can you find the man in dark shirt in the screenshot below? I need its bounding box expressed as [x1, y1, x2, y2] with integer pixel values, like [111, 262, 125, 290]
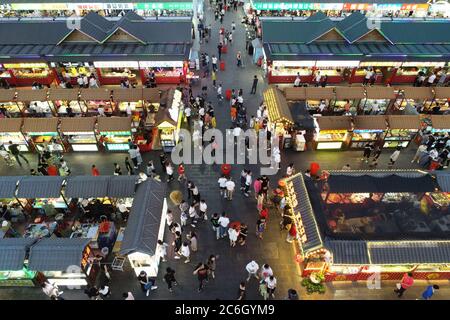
[250, 75, 258, 94]
[8, 141, 29, 167]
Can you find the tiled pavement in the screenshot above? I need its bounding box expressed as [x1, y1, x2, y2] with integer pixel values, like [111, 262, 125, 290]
[0, 4, 449, 301]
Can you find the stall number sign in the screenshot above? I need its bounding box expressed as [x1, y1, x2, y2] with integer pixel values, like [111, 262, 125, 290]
[253, 2, 317, 10]
[135, 2, 193, 10]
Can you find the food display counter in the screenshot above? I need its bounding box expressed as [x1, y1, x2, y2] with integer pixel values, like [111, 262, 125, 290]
[359, 87, 397, 115]
[112, 88, 144, 126]
[0, 118, 28, 152]
[48, 88, 84, 115]
[140, 61, 185, 85]
[305, 87, 334, 114]
[0, 90, 22, 117]
[155, 89, 184, 152]
[430, 115, 450, 135]
[21, 118, 63, 152]
[60, 117, 98, 152]
[351, 62, 401, 84]
[430, 87, 450, 114]
[94, 61, 138, 86]
[97, 117, 132, 152]
[3, 63, 55, 87]
[32, 197, 67, 209]
[384, 115, 420, 148]
[51, 62, 95, 85]
[268, 60, 315, 84]
[393, 87, 434, 113]
[314, 116, 352, 150]
[80, 88, 114, 116]
[16, 89, 55, 117]
[350, 116, 387, 149]
[314, 60, 359, 84]
[392, 62, 446, 84]
[332, 87, 365, 115]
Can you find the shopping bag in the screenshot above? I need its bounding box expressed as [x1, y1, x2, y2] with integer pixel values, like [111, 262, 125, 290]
[396, 283, 402, 290]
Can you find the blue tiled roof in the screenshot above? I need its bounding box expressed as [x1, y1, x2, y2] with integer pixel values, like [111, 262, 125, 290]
[324, 240, 369, 265]
[369, 241, 450, 264]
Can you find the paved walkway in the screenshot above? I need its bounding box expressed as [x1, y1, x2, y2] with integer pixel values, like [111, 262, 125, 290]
[0, 3, 449, 301]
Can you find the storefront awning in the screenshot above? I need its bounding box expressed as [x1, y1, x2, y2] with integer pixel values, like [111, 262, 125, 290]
[97, 116, 131, 132]
[431, 115, 450, 129]
[142, 88, 161, 102]
[0, 118, 23, 132]
[107, 175, 138, 198]
[305, 87, 334, 100]
[335, 87, 365, 100]
[435, 172, 450, 192]
[0, 89, 16, 102]
[48, 88, 80, 101]
[324, 240, 369, 265]
[80, 88, 112, 101]
[155, 108, 177, 128]
[0, 176, 20, 198]
[65, 176, 110, 198]
[15, 89, 48, 102]
[263, 86, 294, 124]
[368, 241, 450, 264]
[284, 87, 306, 101]
[290, 102, 315, 130]
[28, 238, 90, 271]
[316, 116, 352, 130]
[120, 180, 166, 256]
[354, 115, 387, 130]
[112, 88, 143, 102]
[60, 117, 96, 133]
[434, 87, 450, 100]
[0, 239, 36, 271]
[387, 115, 420, 130]
[22, 118, 58, 133]
[16, 176, 65, 199]
[365, 87, 397, 100]
[401, 87, 434, 100]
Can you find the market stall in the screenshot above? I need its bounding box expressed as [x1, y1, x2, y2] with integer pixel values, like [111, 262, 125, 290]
[305, 87, 335, 115]
[385, 115, 421, 148]
[263, 87, 294, 148]
[48, 88, 83, 116]
[268, 60, 315, 84]
[21, 118, 63, 153]
[430, 87, 450, 114]
[80, 88, 114, 116]
[431, 115, 450, 134]
[59, 117, 98, 152]
[0, 118, 28, 152]
[2, 62, 55, 87]
[112, 88, 144, 127]
[391, 87, 434, 114]
[119, 179, 167, 277]
[332, 87, 365, 115]
[28, 238, 94, 287]
[351, 62, 400, 85]
[350, 115, 387, 149]
[0, 239, 37, 287]
[16, 176, 67, 211]
[16, 89, 54, 117]
[391, 62, 446, 84]
[94, 61, 139, 86]
[51, 62, 95, 86]
[359, 87, 397, 115]
[97, 117, 132, 152]
[314, 116, 352, 150]
[139, 61, 186, 85]
[0, 89, 21, 117]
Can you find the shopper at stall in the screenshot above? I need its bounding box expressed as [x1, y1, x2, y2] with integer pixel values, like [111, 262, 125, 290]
[164, 267, 178, 293]
[412, 144, 428, 163]
[245, 260, 259, 282]
[124, 157, 134, 175]
[426, 72, 437, 87]
[362, 143, 373, 163]
[8, 141, 29, 167]
[294, 74, 301, 87]
[138, 270, 157, 296]
[265, 276, 277, 299]
[113, 163, 122, 175]
[193, 262, 209, 292]
[286, 223, 297, 243]
[389, 147, 402, 167]
[91, 164, 100, 176]
[156, 240, 169, 262]
[394, 272, 414, 298]
[421, 284, 439, 300]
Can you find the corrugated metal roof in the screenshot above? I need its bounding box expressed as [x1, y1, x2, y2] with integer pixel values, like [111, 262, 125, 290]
[327, 169, 429, 178]
[368, 241, 450, 264]
[59, 117, 96, 133]
[48, 88, 80, 101]
[435, 172, 450, 192]
[288, 174, 323, 253]
[65, 176, 110, 198]
[325, 240, 369, 265]
[387, 115, 420, 130]
[0, 89, 16, 102]
[335, 87, 365, 100]
[434, 87, 450, 99]
[402, 87, 434, 100]
[0, 176, 20, 198]
[316, 116, 352, 130]
[22, 118, 58, 133]
[431, 115, 450, 130]
[142, 88, 161, 102]
[17, 176, 64, 198]
[112, 88, 143, 102]
[354, 115, 387, 130]
[306, 87, 334, 100]
[263, 86, 294, 124]
[28, 238, 90, 271]
[97, 116, 131, 132]
[16, 89, 47, 102]
[107, 175, 138, 198]
[365, 87, 397, 100]
[284, 87, 306, 101]
[0, 118, 23, 133]
[0, 238, 36, 271]
[80, 88, 111, 101]
[120, 180, 166, 256]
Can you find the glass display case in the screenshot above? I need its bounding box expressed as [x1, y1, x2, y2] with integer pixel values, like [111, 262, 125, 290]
[99, 131, 132, 151]
[270, 61, 314, 77]
[0, 268, 36, 287]
[0, 132, 29, 152]
[33, 197, 67, 209]
[63, 132, 98, 152]
[350, 130, 384, 149]
[383, 129, 418, 148]
[25, 132, 63, 152]
[53, 62, 94, 84]
[316, 130, 349, 150]
[0, 101, 25, 116]
[94, 61, 138, 85]
[359, 98, 390, 115]
[4, 63, 50, 80]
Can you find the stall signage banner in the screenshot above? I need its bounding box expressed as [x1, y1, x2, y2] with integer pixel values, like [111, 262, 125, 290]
[11, 3, 69, 10]
[374, 4, 403, 11]
[135, 2, 193, 10]
[401, 4, 429, 11]
[93, 61, 139, 69]
[343, 3, 374, 11]
[139, 61, 184, 68]
[253, 2, 320, 10]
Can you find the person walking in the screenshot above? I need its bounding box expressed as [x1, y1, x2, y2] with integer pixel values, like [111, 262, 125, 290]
[166, 162, 174, 182]
[98, 285, 111, 299]
[218, 212, 230, 238]
[246, 260, 260, 282]
[187, 231, 198, 252]
[421, 284, 439, 300]
[189, 203, 198, 227]
[124, 157, 134, 175]
[228, 226, 239, 247]
[113, 163, 122, 175]
[172, 231, 182, 259]
[122, 292, 135, 300]
[237, 281, 246, 300]
[237, 223, 248, 246]
[218, 43, 223, 60]
[138, 270, 157, 296]
[8, 141, 29, 167]
[211, 213, 221, 239]
[256, 217, 266, 239]
[212, 55, 218, 72]
[156, 240, 169, 262]
[217, 84, 223, 100]
[265, 276, 277, 299]
[164, 267, 178, 293]
[225, 177, 235, 200]
[362, 143, 373, 163]
[394, 272, 414, 298]
[91, 164, 100, 176]
[286, 223, 297, 243]
[412, 144, 427, 163]
[193, 262, 209, 292]
[218, 174, 228, 198]
[207, 254, 218, 279]
[260, 264, 273, 280]
[236, 51, 242, 67]
[180, 242, 191, 264]
[389, 147, 402, 167]
[177, 164, 186, 181]
[211, 70, 217, 88]
[250, 75, 258, 94]
[199, 199, 208, 220]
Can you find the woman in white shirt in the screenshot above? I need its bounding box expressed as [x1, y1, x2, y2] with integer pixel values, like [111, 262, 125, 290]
[265, 276, 277, 299]
[228, 226, 239, 247]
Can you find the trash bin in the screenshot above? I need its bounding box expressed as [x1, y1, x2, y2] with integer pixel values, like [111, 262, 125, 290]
[226, 89, 232, 100]
[220, 61, 225, 71]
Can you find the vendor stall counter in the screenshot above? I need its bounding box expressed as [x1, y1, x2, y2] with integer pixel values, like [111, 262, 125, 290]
[2, 62, 55, 87]
[263, 87, 294, 147]
[360, 87, 397, 115]
[391, 62, 446, 84]
[60, 117, 98, 152]
[0, 89, 22, 117]
[431, 115, 450, 134]
[94, 61, 139, 86]
[314, 116, 352, 150]
[21, 118, 63, 152]
[392, 87, 434, 114]
[80, 88, 114, 116]
[48, 88, 83, 115]
[51, 62, 95, 86]
[350, 116, 387, 149]
[16, 89, 54, 117]
[332, 87, 365, 115]
[97, 116, 132, 151]
[431, 87, 450, 114]
[0, 118, 28, 152]
[385, 115, 420, 148]
[351, 62, 400, 84]
[305, 87, 334, 114]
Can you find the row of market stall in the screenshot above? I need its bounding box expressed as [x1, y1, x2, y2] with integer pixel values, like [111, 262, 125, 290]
[281, 170, 450, 281]
[0, 12, 193, 87]
[261, 12, 450, 85]
[0, 88, 185, 152]
[263, 86, 450, 151]
[0, 175, 167, 287]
